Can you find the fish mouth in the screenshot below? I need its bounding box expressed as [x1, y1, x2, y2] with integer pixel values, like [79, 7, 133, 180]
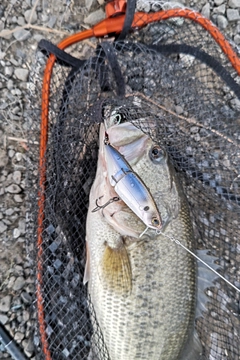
[107, 122, 147, 147]
[107, 122, 150, 164]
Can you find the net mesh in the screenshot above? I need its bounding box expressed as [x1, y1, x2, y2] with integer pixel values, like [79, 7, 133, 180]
[27, 10, 240, 360]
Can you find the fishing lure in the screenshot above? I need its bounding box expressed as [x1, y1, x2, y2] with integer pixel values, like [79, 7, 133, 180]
[104, 132, 162, 231]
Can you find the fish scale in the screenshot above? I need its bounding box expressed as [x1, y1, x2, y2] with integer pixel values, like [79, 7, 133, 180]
[86, 122, 201, 359]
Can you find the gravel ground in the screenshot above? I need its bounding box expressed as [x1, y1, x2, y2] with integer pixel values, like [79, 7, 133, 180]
[0, 0, 240, 359]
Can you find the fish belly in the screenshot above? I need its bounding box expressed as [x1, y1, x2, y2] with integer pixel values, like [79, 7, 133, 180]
[88, 224, 196, 360]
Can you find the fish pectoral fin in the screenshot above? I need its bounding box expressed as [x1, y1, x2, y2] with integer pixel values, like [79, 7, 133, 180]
[83, 242, 90, 285]
[101, 241, 132, 294]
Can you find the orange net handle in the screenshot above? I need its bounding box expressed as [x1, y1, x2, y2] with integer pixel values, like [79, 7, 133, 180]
[37, 9, 240, 360]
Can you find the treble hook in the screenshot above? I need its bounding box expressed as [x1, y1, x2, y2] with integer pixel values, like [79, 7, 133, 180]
[92, 196, 120, 213]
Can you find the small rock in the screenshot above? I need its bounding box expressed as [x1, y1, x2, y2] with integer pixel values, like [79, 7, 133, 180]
[7, 79, 14, 90]
[175, 105, 183, 114]
[7, 276, 16, 289]
[13, 28, 31, 41]
[84, 8, 105, 25]
[5, 208, 14, 216]
[213, 4, 226, 14]
[226, 9, 240, 21]
[22, 310, 30, 322]
[5, 184, 22, 194]
[14, 194, 24, 203]
[13, 276, 25, 291]
[12, 170, 21, 184]
[201, 3, 210, 18]
[0, 314, 8, 325]
[15, 152, 23, 161]
[217, 15, 228, 29]
[0, 295, 12, 312]
[228, 0, 240, 8]
[4, 66, 13, 77]
[214, 0, 224, 4]
[8, 149, 15, 158]
[85, 0, 97, 10]
[230, 97, 240, 111]
[18, 219, 26, 234]
[0, 221, 7, 234]
[234, 34, 240, 44]
[14, 68, 29, 82]
[22, 337, 34, 354]
[17, 16, 26, 26]
[14, 254, 23, 264]
[13, 228, 21, 239]
[47, 15, 57, 28]
[0, 150, 8, 167]
[21, 291, 32, 305]
[24, 9, 38, 23]
[15, 332, 25, 343]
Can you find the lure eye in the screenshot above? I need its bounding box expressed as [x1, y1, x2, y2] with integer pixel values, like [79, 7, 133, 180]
[149, 145, 165, 163]
[151, 216, 161, 227]
[110, 108, 126, 126]
[113, 113, 122, 125]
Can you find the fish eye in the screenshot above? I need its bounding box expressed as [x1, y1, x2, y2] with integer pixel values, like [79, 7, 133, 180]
[149, 145, 165, 163]
[151, 217, 160, 227]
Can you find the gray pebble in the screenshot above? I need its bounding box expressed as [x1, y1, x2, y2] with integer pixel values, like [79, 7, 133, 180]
[0, 295, 12, 312]
[214, 0, 224, 4]
[175, 105, 183, 114]
[85, 0, 97, 10]
[0, 314, 8, 325]
[234, 34, 240, 44]
[0, 221, 7, 234]
[18, 219, 26, 234]
[15, 152, 23, 161]
[13, 276, 25, 291]
[12, 170, 21, 184]
[84, 8, 105, 25]
[226, 9, 240, 21]
[15, 332, 25, 343]
[228, 0, 240, 7]
[22, 310, 30, 322]
[13, 228, 21, 239]
[201, 3, 210, 19]
[17, 16, 26, 26]
[0, 150, 8, 167]
[22, 337, 34, 354]
[213, 4, 226, 14]
[217, 15, 228, 29]
[24, 9, 38, 24]
[4, 66, 14, 77]
[47, 15, 57, 28]
[21, 291, 32, 305]
[14, 68, 29, 82]
[5, 184, 21, 194]
[14, 194, 24, 203]
[7, 79, 14, 90]
[13, 29, 31, 41]
[230, 97, 240, 111]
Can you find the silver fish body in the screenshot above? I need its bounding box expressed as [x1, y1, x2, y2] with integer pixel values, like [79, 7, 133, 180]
[85, 122, 201, 360]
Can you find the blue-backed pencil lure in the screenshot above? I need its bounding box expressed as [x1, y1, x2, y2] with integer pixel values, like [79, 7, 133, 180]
[104, 132, 162, 231]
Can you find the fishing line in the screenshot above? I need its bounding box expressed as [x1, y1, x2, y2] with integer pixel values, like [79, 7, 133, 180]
[158, 231, 240, 294]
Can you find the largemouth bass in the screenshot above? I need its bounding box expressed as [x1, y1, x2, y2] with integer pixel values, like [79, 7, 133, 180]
[85, 121, 202, 360]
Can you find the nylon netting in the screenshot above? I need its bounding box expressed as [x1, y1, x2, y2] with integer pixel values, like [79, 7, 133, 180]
[28, 11, 240, 360]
